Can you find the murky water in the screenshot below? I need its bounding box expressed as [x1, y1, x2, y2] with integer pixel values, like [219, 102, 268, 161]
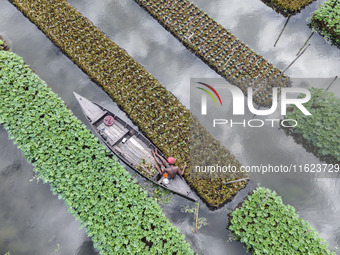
[0, 0, 339, 254]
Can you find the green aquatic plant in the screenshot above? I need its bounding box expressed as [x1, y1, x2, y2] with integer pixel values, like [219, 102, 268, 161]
[48, 236, 62, 253]
[310, 0, 340, 48]
[181, 202, 208, 233]
[285, 87, 340, 162]
[228, 187, 335, 254]
[0, 51, 193, 254]
[9, 0, 248, 208]
[143, 182, 173, 206]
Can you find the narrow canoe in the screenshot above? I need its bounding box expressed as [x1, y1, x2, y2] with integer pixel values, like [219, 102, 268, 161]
[74, 92, 197, 202]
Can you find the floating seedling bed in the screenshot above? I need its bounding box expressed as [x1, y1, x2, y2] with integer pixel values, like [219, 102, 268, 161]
[8, 0, 248, 208]
[190, 115, 249, 209]
[134, 0, 290, 107]
[285, 87, 340, 163]
[282, 126, 339, 165]
[260, 0, 316, 16]
[228, 187, 335, 254]
[309, 0, 340, 48]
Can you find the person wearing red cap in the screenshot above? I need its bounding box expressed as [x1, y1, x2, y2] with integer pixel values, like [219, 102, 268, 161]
[152, 148, 186, 179]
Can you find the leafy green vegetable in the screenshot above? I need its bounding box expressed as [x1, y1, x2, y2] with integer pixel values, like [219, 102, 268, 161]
[0, 50, 193, 254]
[8, 0, 248, 207]
[228, 187, 335, 254]
[310, 0, 340, 48]
[286, 87, 340, 162]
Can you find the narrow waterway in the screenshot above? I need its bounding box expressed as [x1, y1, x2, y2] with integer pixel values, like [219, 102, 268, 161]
[0, 0, 339, 254]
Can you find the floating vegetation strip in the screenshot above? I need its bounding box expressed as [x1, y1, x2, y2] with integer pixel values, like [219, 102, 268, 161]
[189, 117, 248, 208]
[285, 88, 340, 162]
[310, 0, 340, 48]
[0, 50, 193, 254]
[259, 0, 315, 16]
[8, 0, 247, 208]
[228, 187, 335, 254]
[134, 0, 290, 106]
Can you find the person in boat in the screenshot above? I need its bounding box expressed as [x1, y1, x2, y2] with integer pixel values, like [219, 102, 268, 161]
[152, 148, 186, 179]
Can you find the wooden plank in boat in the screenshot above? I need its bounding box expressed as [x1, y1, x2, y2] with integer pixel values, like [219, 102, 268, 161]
[124, 142, 154, 165]
[125, 139, 154, 164]
[109, 124, 127, 137]
[120, 143, 143, 163]
[120, 143, 158, 176]
[131, 136, 167, 165]
[129, 136, 169, 167]
[123, 142, 145, 161]
[129, 137, 152, 155]
[114, 120, 127, 132]
[111, 123, 126, 135]
[114, 145, 140, 166]
[98, 122, 128, 136]
[106, 136, 115, 147]
[99, 123, 128, 144]
[91, 111, 107, 124]
[97, 123, 121, 143]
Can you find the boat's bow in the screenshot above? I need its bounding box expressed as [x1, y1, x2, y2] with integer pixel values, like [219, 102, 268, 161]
[73, 92, 107, 123]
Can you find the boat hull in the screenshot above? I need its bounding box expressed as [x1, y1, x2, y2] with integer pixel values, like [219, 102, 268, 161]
[74, 92, 197, 202]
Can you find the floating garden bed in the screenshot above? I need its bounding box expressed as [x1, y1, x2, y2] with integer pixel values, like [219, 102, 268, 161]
[259, 0, 316, 16]
[190, 115, 249, 208]
[0, 50, 193, 254]
[134, 0, 290, 106]
[285, 88, 340, 163]
[310, 0, 340, 48]
[228, 187, 335, 254]
[8, 0, 248, 208]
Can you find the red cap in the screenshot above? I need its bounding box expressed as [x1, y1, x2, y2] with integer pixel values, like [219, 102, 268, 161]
[167, 157, 175, 165]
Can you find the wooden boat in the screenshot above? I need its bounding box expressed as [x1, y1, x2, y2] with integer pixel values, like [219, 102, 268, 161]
[74, 92, 197, 202]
